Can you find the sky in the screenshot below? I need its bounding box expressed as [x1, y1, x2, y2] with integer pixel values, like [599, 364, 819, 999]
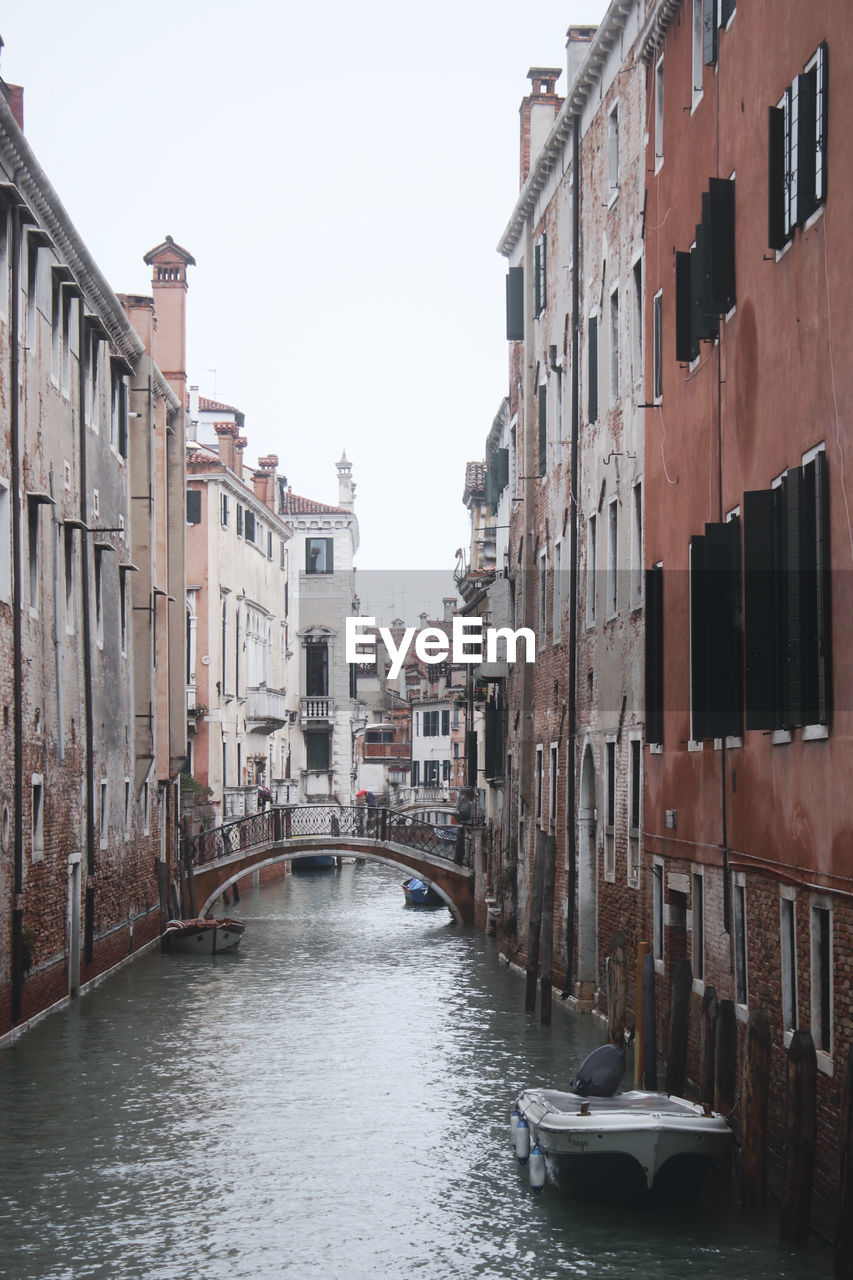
[2, 0, 608, 608]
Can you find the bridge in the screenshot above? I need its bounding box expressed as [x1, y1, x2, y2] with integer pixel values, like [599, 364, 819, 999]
[181, 804, 476, 924]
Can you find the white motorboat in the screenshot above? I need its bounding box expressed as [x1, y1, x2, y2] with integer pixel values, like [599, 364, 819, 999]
[163, 917, 246, 954]
[513, 1085, 731, 1202]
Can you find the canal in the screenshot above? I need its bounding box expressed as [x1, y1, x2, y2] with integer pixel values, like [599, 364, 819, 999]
[0, 860, 833, 1279]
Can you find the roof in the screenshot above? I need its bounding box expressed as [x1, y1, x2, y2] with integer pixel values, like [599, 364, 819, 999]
[143, 235, 196, 267]
[464, 461, 487, 504]
[279, 490, 351, 516]
[198, 395, 241, 414]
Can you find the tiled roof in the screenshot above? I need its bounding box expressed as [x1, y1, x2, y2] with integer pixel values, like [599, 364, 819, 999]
[198, 395, 240, 414]
[280, 490, 350, 516]
[465, 461, 487, 493]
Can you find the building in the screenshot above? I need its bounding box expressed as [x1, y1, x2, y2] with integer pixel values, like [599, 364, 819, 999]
[0, 83, 186, 1036]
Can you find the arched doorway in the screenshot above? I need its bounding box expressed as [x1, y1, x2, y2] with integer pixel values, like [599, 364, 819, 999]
[577, 742, 597, 1007]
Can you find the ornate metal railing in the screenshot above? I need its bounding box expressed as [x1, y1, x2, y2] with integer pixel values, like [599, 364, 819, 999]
[185, 804, 473, 870]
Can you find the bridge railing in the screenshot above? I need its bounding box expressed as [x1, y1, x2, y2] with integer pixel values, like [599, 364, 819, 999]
[185, 804, 474, 870]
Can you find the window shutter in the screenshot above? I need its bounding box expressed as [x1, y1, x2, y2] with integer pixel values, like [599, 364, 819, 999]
[768, 106, 787, 250]
[692, 196, 716, 343]
[800, 452, 832, 725]
[506, 267, 524, 340]
[653, 292, 663, 397]
[466, 729, 478, 787]
[644, 565, 664, 745]
[814, 450, 832, 724]
[782, 466, 802, 727]
[538, 384, 547, 475]
[675, 252, 696, 363]
[743, 489, 780, 730]
[787, 82, 799, 237]
[703, 519, 742, 739]
[245, 510, 255, 543]
[496, 447, 509, 492]
[534, 235, 547, 317]
[709, 178, 736, 313]
[796, 71, 818, 224]
[703, 0, 718, 66]
[118, 382, 128, 458]
[720, 0, 735, 24]
[814, 43, 828, 205]
[690, 535, 708, 740]
[237, 504, 243, 536]
[588, 317, 598, 422]
[186, 489, 201, 524]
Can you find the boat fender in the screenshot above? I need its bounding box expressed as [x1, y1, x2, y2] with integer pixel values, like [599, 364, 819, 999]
[510, 1104, 520, 1144]
[515, 1116, 530, 1163]
[528, 1143, 546, 1194]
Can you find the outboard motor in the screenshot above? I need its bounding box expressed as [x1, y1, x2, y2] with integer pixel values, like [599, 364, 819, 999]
[570, 1043, 626, 1097]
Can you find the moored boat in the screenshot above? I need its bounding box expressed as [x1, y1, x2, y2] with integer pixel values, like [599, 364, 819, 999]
[291, 854, 337, 870]
[402, 876, 444, 907]
[163, 917, 246, 954]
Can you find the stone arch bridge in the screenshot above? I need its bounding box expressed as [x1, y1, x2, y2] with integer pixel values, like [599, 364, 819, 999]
[182, 804, 476, 924]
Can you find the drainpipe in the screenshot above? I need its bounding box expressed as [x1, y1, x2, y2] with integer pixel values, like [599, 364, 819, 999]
[78, 297, 96, 963]
[10, 199, 24, 1023]
[563, 116, 581, 997]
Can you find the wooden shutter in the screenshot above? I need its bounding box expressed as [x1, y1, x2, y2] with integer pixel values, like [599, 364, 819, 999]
[496, 447, 509, 492]
[675, 252, 695, 363]
[743, 489, 779, 729]
[709, 178, 736, 314]
[800, 452, 832, 725]
[703, 519, 742, 739]
[768, 106, 787, 250]
[538, 384, 547, 475]
[186, 489, 201, 524]
[466, 729, 478, 787]
[814, 43, 828, 205]
[534, 235, 547, 317]
[782, 467, 802, 727]
[506, 267, 524, 340]
[653, 292, 663, 397]
[813, 450, 832, 723]
[797, 70, 818, 224]
[703, 0, 718, 66]
[588, 316, 598, 422]
[644, 564, 664, 745]
[690, 535, 708, 740]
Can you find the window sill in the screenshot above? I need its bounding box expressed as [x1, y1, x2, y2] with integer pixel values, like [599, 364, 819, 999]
[692, 977, 705, 997]
[735, 1002, 750, 1025]
[783, 1028, 795, 1050]
[803, 724, 829, 741]
[687, 739, 704, 752]
[772, 729, 792, 745]
[654, 957, 664, 976]
[691, 90, 704, 116]
[816, 1050, 834, 1077]
[627, 874, 640, 890]
[649, 742, 663, 755]
[804, 205, 825, 234]
[607, 187, 619, 210]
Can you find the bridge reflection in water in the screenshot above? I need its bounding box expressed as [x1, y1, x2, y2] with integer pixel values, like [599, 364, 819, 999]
[182, 804, 476, 923]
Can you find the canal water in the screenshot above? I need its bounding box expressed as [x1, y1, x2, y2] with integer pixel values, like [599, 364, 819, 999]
[0, 860, 833, 1280]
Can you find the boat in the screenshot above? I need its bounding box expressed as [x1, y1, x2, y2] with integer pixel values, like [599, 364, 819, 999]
[163, 917, 246, 954]
[291, 854, 336, 870]
[512, 1044, 731, 1202]
[402, 876, 444, 907]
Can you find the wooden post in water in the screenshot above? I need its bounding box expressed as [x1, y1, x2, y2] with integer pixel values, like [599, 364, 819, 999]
[641, 951, 657, 1090]
[539, 834, 557, 1024]
[634, 942, 649, 1086]
[525, 829, 546, 1014]
[607, 931, 626, 1047]
[666, 957, 692, 1096]
[699, 986, 718, 1109]
[836, 1043, 853, 1280]
[741, 1007, 771, 1209]
[715, 999, 737, 1118]
[781, 1028, 817, 1248]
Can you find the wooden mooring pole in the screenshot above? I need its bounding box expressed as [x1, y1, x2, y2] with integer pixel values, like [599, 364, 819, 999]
[525, 830, 546, 1014]
[715, 998, 737, 1117]
[641, 951, 657, 1090]
[634, 942, 649, 1087]
[539, 834, 557, 1024]
[607, 931, 626, 1047]
[741, 1008, 771, 1210]
[781, 1028, 817, 1248]
[836, 1043, 853, 1279]
[699, 986, 718, 1109]
[665, 958, 692, 1096]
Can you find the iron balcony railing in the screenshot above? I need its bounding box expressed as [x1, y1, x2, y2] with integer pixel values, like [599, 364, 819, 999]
[185, 804, 474, 871]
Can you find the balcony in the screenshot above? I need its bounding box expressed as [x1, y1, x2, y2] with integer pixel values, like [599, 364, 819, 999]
[362, 741, 411, 761]
[245, 686, 288, 733]
[301, 695, 334, 725]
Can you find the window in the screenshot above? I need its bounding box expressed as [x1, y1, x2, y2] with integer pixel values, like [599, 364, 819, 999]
[267, 530, 273, 559]
[538, 551, 547, 646]
[306, 732, 331, 771]
[733, 873, 748, 1006]
[769, 44, 828, 250]
[605, 738, 616, 881]
[51, 270, 62, 384]
[31, 776, 44, 862]
[534, 235, 546, 318]
[120, 570, 128, 655]
[607, 497, 618, 617]
[306, 537, 333, 574]
[692, 0, 705, 104]
[280, 540, 287, 570]
[63, 527, 74, 634]
[142, 779, 150, 835]
[632, 260, 643, 384]
[653, 860, 664, 961]
[675, 179, 736, 361]
[691, 872, 705, 981]
[411, 760, 420, 787]
[236, 504, 243, 537]
[553, 541, 562, 643]
[645, 563, 664, 746]
[549, 744, 558, 828]
[186, 489, 202, 524]
[124, 779, 131, 840]
[94, 550, 104, 650]
[630, 482, 643, 609]
[781, 891, 797, 1033]
[87, 332, 101, 433]
[506, 266, 524, 340]
[422, 710, 440, 737]
[628, 737, 641, 883]
[244, 509, 256, 544]
[609, 288, 619, 406]
[441, 709, 450, 736]
[538, 384, 547, 476]
[703, 0, 718, 67]
[653, 290, 663, 400]
[586, 514, 597, 625]
[587, 314, 598, 423]
[0, 482, 10, 602]
[442, 759, 452, 783]
[810, 900, 832, 1056]
[654, 56, 664, 169]
[608, 105, 619, 195]
[690, 518, 742, 740]
[100, 779, 109, 849]
[535, 746, 543, 823]
[28, 496, 40, 613]
[220, 493, 229, 527]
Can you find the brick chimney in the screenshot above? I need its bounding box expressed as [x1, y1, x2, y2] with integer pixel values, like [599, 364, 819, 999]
[214, 423, 236, 471]
[566, 27, 596, 89]
[253, 455, 279, 512]
[519, 67, 563, 188]
[142, 235, 195, 407]
[442, 596, 456, 622]
[235, 436, 247, 479]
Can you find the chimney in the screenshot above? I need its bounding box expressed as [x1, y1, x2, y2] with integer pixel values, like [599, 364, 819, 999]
[519, 67, 563, 187]
[336, 450, 355, 511]
[566, 27, 596, 89]
[214, 423, 236, 472]
[442, 596, 456, 622]
[142, 235, 196, 407]
[253, 455, 279, 511]
[235, 436, 247, 479]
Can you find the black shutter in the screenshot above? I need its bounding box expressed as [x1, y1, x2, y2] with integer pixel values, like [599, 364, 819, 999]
[534, 236, 547, 317]
[768, 105, 787, 250]
[709, 178, 736, 314]
[690, 535, 708, 740]
[645, 564, 664, 745]
[653, 291, 663, 397]
[538, 384, 547, 475]
[484, 699, 498, 779]
[797, 70, 818, 224]
[692, 196, 716, 343]
[815, 43, 828, 205]
[744, 489, 780, 730]
[720, 0, 735, 24]
[486, 453, 496, 512]
[118, 382, 128, 458]
[496, 447, 509, 492]
[186, 489, 201, 524]
[703, 0, 718, 66]
[703, 519, 742, 739]
[466, 729, 478, 788]
[782, 467, 803, 727]
[506, 267, 524, 340]
[800, 453, 832, 725]
[814, 450, 832, 724]
[588, 316, 598, 422]
[675, 252, 695, 363]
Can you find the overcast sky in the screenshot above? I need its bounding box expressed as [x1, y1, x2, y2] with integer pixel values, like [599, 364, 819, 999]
[2, 0, 607, 593]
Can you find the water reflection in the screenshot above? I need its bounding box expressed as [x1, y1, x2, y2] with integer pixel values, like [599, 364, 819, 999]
[0, 861, 832, 1279]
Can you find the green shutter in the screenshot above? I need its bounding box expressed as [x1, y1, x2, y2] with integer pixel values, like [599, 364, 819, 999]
[506, 267, 524, 340]
[496, 447, 509, 492]
[538, 385, 547, 475]
[186, 489, 201, 524]
[588, 317, 598, 422]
